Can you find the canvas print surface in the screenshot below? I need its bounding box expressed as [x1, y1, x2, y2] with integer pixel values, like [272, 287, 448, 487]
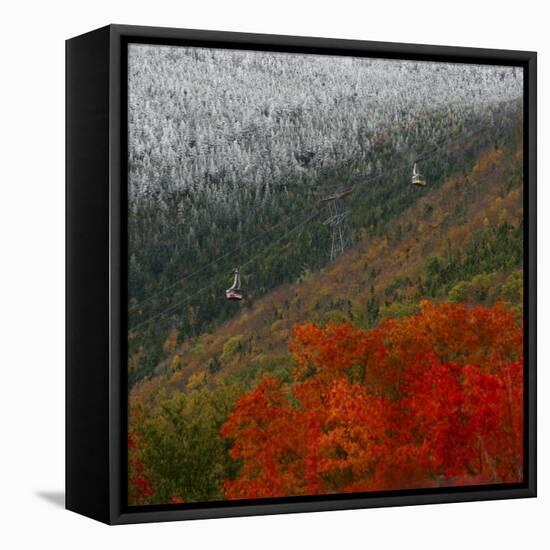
[127, 43, 524, 506]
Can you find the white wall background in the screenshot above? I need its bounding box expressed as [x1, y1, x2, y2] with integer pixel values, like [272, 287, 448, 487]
[0, 0, 546, 547]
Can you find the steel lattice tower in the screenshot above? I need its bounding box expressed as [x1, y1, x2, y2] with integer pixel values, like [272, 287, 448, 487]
[322, 189, 352, 262]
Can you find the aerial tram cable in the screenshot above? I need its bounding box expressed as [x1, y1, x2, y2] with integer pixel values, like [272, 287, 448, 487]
[129, 269, 231, 333]
[129, 197, 323, 312]
[130, 122, 492, 326]
[129, 103, 519, 325]
[130, 207, 321, 331]
[133, 110, 514, 312]
[129, 207, 322, 332]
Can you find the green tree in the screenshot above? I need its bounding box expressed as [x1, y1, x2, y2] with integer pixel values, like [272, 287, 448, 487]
[136, 386, 240, 503]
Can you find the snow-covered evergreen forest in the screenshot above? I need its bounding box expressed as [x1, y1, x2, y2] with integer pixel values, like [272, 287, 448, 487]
[127, 43, 523, 385]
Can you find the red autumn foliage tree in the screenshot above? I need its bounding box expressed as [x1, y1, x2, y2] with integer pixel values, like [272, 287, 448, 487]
[128, 429, 156, 504]
[221, 301, 523, 499]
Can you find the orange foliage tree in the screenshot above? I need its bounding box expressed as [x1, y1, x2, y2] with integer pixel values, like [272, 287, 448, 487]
[221, 301, 523, 498]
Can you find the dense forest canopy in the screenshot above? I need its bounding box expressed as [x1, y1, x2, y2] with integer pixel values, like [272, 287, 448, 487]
[127, 44, 523, 386]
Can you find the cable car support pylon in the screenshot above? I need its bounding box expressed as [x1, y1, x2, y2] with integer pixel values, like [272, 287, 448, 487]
[321, 189, 352, 262]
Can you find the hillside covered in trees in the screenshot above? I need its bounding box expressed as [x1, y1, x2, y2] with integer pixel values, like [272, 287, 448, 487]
[126, 46, 524, 505]
[128, 116, 524, 505]
[127, 44, 523, 386]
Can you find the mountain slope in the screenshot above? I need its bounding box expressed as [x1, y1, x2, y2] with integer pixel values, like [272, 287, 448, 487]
[127, 46, 522, 386]
[130, 134, 523, 409]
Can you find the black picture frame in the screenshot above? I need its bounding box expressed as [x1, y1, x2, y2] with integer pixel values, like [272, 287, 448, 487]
[66, 24, 537, 525]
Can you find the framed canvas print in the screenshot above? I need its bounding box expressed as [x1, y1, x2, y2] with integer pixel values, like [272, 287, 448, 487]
[66, 24, 537, 524]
